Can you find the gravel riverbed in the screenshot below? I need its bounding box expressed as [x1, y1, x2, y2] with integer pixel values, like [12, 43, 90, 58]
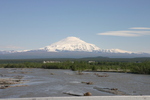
[0, 68, 149, 98]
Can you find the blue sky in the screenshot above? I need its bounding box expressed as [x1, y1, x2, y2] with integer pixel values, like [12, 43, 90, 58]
[0, 0, 150, 53]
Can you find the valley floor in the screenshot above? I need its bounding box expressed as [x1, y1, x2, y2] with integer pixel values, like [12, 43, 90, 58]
[0, 68, 150, 98]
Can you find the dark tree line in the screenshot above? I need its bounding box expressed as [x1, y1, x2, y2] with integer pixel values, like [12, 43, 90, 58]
[0, 61, 150, 74]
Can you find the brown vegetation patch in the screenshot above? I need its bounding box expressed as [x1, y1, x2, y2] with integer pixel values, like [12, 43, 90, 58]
[94, 73, 109, 77]
[81, 81, 93, 85]
[0, 78, 27, 89]
[84, 92, 92, 96]
[94, 87, 127, 95]
[50, 73, 54, 75]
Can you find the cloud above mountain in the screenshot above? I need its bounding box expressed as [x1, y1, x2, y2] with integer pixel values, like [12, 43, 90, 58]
[97, 27, 150, 37]
[129, 27, 150, 30]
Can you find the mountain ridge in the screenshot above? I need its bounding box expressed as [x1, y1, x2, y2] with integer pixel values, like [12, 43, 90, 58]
[0, 37, 147, 54]
[0, 36, 149, 59]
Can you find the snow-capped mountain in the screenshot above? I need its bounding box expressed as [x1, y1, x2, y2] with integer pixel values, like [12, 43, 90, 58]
[0, 36, 149, 59]
[40, 37, 101, 52]
[0, 37, 133, 54]
[39, 37, 132, 54]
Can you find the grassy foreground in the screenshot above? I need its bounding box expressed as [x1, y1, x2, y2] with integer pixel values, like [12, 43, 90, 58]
[0, 60, 150, 74]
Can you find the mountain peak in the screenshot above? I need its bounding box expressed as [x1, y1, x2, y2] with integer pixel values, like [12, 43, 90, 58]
[59, 37, 85, 44]
[65, 36, 81, 40]
[42, 37, 101, 52]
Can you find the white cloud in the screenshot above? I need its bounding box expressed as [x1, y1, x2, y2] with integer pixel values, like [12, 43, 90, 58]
[130, 27, 150, 30]
[97, 27, 150, 37]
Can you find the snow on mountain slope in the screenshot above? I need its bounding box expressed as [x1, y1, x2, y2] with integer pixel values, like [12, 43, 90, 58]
[101, 49, 132, 54]
[41, 37, 101, 52]
[0, 37, 134, 54]
[40, 37, 133, 54]
[0, 50, 19, 54]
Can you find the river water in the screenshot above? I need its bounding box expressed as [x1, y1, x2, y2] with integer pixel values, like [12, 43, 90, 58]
[0, 68, 149, 98]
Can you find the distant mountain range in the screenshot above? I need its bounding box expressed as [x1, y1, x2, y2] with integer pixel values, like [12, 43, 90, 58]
[0, 37, 150, 59]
